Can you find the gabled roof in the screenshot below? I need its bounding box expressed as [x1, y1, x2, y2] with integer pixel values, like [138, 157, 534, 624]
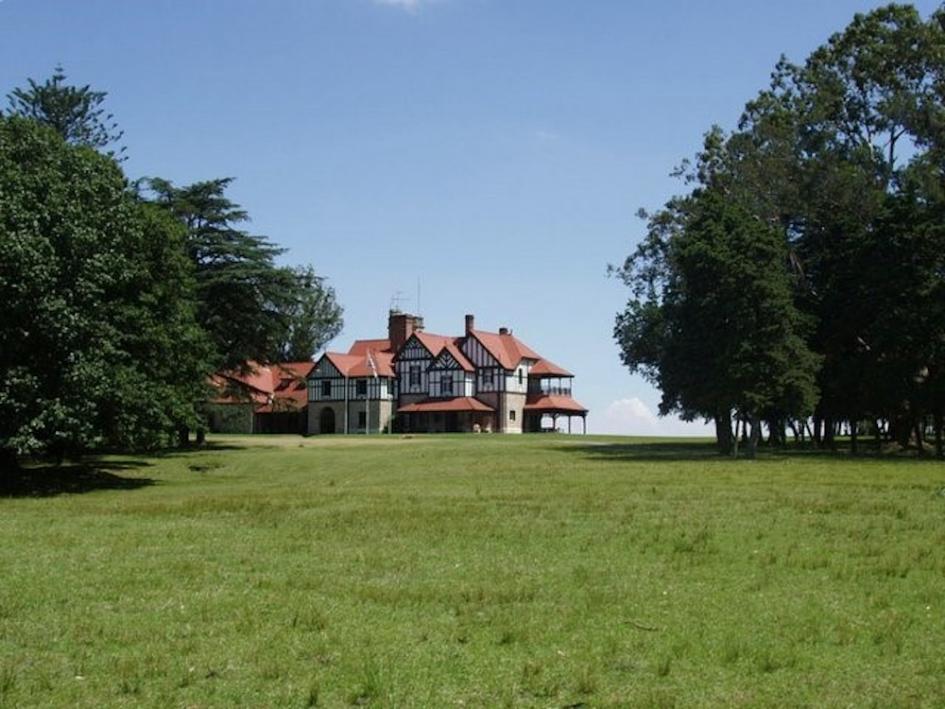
[320, 350, 395, 378]
[351, 350, 395, 378]
[468, 329, 542, 370]
[398, 397, 494, 413]
[322, 353, 361, 376]
[433, 342, 475, 372]
[349, 339, 392, 355]
[524, 394, 588, 414]
[529, 359, 573, 377]
[412, 331, 452, 355]
[398, 331, 475, 371]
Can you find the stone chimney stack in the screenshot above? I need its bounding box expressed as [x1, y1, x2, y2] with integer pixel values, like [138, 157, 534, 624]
[388, 310, 424, 352]
[465, 314, 475, 334]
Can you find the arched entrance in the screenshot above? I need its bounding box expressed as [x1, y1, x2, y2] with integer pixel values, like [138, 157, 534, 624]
[319, 407, 336, 434]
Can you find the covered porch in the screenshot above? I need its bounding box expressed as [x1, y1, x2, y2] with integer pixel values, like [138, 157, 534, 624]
[524, 394, 588, 434]
[397, 397, 495, 433]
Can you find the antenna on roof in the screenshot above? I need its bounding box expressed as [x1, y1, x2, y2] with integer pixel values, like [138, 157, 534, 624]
[390, 290, 405, 313]
[417, 277, 422, 316]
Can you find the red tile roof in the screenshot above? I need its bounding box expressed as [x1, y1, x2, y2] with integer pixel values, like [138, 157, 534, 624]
[323, 353, 362, 376]
[350, 350, 395, 378]
[529, 359, 573, 377]
[349, 339, 392, 355]
[323, 350, 395, 378]
[468, 329, 543, 370]
[524, 394, 588, 414]
[398, 397, 495, 413]
[210, 361, 313, 412]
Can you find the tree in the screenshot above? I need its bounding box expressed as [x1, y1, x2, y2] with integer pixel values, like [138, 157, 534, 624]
[142, 178, 343, 370]
[279, 265, 343, 361]
[0, 116, 207, 468]
[615, 4, 945, 457]
[615, 188, 820, 457]
[6, 65, 125, 158]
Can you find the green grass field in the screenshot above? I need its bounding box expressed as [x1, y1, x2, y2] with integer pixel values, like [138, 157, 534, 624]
[2, 435, 944, 707]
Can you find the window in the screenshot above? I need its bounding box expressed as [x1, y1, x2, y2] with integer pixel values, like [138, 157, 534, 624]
[321, 380, 331, 397]
[509, 409, 516, 422]
[409, 365, 420, 387]
[356, 379, 367, 396]
[358, 411, 366, 428]
[517, 369, 523, 385]
[482, 369, 493, 387]
[442, 374, 453, 396]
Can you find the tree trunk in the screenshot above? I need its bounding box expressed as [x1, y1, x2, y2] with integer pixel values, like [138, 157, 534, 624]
[914, 418, 925, 456]
[177, 426, 190, 449]
[812, 416, 822, 447]
[196, 429, 206, 446]
[934, 411, 943, 460]
[823, 417, 835, 450]
[788, 420, 800, 443]
[732, 418, 742, 458]
[0, 447, 20, 473]
[850, 419, 858, 455]
[893, 416, 911, 448]
[747, 416, 761, 459]
[766, 418, 784, 447]
[715, 410, 733, 455]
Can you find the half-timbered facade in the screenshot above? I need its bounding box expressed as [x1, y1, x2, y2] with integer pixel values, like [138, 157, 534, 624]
[306, 311, 588, 434]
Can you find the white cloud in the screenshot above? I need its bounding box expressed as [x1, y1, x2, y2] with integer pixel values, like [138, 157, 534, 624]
[593, 398, 712, 437]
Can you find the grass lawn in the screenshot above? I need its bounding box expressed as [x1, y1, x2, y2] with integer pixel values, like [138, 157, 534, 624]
[1, 434, 944, 707]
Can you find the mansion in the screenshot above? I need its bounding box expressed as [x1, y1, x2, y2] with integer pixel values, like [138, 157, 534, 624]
[307, 311, 588, 434]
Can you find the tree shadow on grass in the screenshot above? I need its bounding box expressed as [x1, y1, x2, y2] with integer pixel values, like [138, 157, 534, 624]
[0, 459, 156, 498]
[558, 441, 724, 463]
[555, 440, 943, 465]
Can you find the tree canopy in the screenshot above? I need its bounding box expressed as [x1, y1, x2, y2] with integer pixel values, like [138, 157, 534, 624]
[6, 65, 125, 158]
[614, 3, 945, 456]
[0, 116, 208, 466]
[141, 177, 343, 370]
[1, 69, 344, 465]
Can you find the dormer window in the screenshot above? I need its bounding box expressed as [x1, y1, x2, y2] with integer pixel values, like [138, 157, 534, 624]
[442, 374, 453, 396]
[409, 365, 420, 387]
[321, 380, 331, 397]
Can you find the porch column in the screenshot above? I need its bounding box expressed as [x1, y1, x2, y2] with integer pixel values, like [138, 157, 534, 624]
[568, 416, 572, 435]
[582, 414, 587, 435]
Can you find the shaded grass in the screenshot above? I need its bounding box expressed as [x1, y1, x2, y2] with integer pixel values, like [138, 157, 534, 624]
[1, 434, 944, 706]
[0, 461, 155, 498]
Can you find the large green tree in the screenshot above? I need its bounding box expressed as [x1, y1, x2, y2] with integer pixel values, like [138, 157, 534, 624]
[0, 117, 208, 468]
[615, 188, 819, 457]
[279, 265, 344, 361]
[142, 178, 343, 370]
[616, 3, 945, 456]
[6, 65, 125, 158]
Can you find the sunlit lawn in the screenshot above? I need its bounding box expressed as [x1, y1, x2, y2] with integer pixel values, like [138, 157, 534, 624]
[1, 434, 944, 707]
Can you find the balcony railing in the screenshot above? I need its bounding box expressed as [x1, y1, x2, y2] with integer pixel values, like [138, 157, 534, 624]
[528, 383, 572, 396]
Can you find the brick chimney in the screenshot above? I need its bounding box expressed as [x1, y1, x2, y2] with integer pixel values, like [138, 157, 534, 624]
[389, 310, 423, 352]
[499, 326, 510, 335]
[465, 313, 475, 334]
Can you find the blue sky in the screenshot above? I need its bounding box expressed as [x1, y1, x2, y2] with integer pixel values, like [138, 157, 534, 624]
[1, 0, 939, 434]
